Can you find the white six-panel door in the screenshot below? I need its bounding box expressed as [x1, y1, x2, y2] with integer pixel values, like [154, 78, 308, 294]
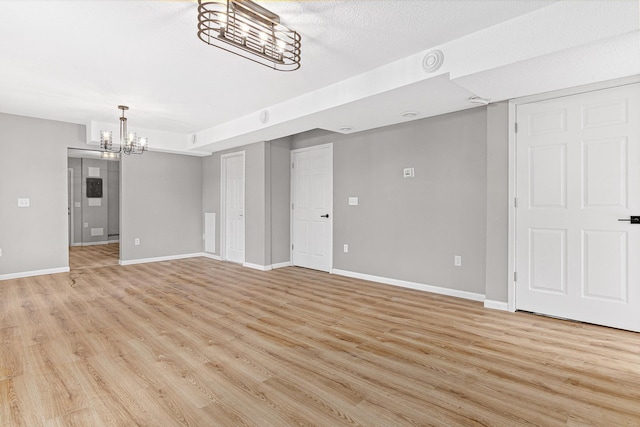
[291, 144, 333, 272]
[516, 84, 640, 332]
[222, 152, 245, 264]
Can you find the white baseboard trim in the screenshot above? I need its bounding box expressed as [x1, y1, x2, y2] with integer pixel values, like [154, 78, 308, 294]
[0, 267, 70, 281]
[271, 261, 292, 270]
[81, 240, 114, 247]
[70, 243, 82, 247]
[119, 253, 204, 266]
[484, 299, 509, 311]
[202, 253, 222, 261]
[331, 269, 485, 302]
[243, 262, 272, 271]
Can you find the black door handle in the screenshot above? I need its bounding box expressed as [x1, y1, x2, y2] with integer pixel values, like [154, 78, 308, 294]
[320, 214, 329, 218]
[618, 216, 640, 224]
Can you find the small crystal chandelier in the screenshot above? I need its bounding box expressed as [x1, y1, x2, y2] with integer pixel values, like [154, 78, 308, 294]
[197, 0, 301, 71]
[100, 106, 148, 155]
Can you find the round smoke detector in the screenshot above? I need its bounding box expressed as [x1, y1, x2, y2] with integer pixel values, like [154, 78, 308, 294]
[422, 49, 444, 73]
[259, 109, 270, 124]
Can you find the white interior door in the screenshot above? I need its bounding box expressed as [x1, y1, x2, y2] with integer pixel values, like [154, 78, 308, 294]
[291, 144, 333, 272]
[515, 83, 640, 332]
[222, 152, 245, 264]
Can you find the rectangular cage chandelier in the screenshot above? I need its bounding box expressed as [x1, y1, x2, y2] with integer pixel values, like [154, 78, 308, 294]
[197, 0, 301, 71]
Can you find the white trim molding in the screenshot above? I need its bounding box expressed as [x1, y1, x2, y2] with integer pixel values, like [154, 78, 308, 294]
[81, 240, 116, 247]
[243, 262, 272, 271]
[332, 269, 485, 302]
[0, 267, 70, 281]
[119, 253, 206, 266]
[271, 261, 292, 270]
[484, 300, 510, 311]
[202, 253, 222, 261]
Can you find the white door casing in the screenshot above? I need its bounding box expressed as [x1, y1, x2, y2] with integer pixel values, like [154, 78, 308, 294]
[291, 144, 333, 272]
[515, 83, 640, 332]
[68, 168, 74, 246]
[221, 152, 245, 264]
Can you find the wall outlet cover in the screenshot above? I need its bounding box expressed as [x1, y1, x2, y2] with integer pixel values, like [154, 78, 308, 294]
[403, 168, 415, 178]
[348, 197, 358, 206]
[343, 244, 349, 253]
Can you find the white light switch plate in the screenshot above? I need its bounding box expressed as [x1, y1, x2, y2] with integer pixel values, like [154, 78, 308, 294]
[343, 244, 349, 253]
[454, 255, 462, 267]
[348, 197, 358, 206]
[134, 238, 140, 246]
[403, 168, 415, 178]
[17, 198, 30, 207]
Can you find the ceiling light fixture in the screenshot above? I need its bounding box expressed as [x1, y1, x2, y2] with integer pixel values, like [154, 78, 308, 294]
[339, 126, 353, 132]
[197, 0, 301, 71]
[100, 106, 148, 155]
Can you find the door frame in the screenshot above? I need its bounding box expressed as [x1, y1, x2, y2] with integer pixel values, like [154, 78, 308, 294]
[290, 143, 334, 272]
[220, 151, 245, 263]
[68, 167, 74, 246]
[508, 76, 640, 312]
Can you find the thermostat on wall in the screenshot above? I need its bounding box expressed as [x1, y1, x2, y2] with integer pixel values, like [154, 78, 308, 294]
[403, 168, 415, 178]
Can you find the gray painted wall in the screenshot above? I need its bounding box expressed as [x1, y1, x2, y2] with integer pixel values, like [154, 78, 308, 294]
[68, 157, 83, 245]
[201, 139, 292, 266]
[293, 108, 488, 295]
[120, 151, 203, 262]
[68, 157, 120, 246]
[269, 137, 292, 264]
[107, 160, 120, 239]
[485, 102, 510, 302]
[0, 112, 205, 277]
[3, 106, 511, 303]
[81, 158, 110, 244]
[0, 113, 86, 275]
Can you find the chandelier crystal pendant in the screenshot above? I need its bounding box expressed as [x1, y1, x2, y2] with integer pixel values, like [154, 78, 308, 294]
[100, 105, 148, 155]
[197, 0, 301, 71]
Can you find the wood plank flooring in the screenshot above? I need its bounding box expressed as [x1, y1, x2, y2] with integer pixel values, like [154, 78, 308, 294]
[1, 255, 639, 426]
[69, 243, 119, 270]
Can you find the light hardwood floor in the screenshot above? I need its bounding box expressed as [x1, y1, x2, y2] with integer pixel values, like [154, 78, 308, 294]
[69, 243, 119, 270]
[1, 255, 639, 426]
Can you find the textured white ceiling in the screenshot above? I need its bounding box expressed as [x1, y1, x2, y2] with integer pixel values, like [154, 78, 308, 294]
[0, 0, 637, 154]
[0, 0, 553, 131]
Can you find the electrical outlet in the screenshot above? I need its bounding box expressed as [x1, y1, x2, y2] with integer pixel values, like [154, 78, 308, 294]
[343, 244, 349, 253]
[454, 255, 462, 267]
[134, 238, 140, 246]
[348, 197, 358, 206]
[83, 223, 88, 228]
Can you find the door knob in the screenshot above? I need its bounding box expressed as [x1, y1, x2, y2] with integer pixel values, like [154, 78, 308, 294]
[618, 216, 640, 224]
[320, 214, 329, 218]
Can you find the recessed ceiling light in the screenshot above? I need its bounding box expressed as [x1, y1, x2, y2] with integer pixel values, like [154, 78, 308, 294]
[401, 111, 419, 118]
[339, 126, 353, 132]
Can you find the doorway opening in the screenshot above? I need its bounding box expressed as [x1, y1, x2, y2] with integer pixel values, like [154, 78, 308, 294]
[67, 148, 120, 270]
